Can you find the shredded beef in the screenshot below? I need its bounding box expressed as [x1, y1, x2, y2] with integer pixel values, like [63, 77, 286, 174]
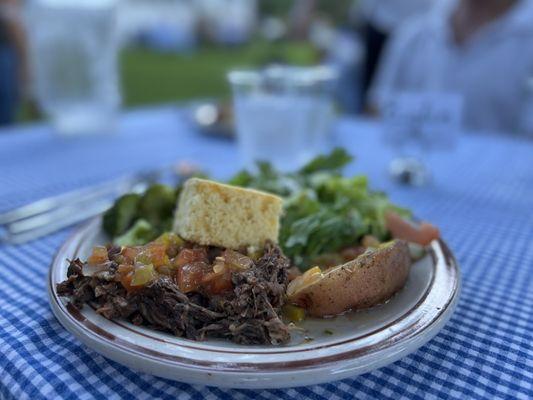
[57, 242, 291, 345]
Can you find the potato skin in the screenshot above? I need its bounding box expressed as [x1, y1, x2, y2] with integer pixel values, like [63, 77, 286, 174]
[289, 240, 411, 317]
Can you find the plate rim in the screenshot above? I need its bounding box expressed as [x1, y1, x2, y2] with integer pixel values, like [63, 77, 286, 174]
[48, 217, 461, 387]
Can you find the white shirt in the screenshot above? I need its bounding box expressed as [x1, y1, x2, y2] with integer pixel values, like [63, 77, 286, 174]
[370, 0, 533, 136]
[359, 0, 437, 33]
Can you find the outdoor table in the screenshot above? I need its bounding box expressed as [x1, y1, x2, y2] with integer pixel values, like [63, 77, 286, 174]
[0, 106, 531, 399]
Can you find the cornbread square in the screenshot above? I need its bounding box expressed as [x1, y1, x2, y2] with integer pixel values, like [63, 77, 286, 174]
[173, 178, 283, 249]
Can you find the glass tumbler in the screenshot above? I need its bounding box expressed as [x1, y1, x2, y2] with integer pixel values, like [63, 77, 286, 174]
[228, 65, 338, 171]
[380, 91, 463, 185]
[26, 0, 120, 135]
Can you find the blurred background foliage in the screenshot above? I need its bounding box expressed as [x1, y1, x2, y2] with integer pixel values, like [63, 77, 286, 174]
[120, 40, 318, 107]
[119, 0, 354, 107]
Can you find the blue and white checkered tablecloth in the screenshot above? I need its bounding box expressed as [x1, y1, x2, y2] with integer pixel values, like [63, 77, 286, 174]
[0, 107, 531, 400]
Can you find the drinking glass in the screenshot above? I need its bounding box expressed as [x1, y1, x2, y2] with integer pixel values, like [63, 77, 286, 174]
[26, 0, 120, 135]
[380, 91, 463, 185]
[228, 65, 338, 171]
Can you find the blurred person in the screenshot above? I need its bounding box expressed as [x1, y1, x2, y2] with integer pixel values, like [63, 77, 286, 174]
[288, 0, 316, 40]
[358, 0, 437, 101]
[288, 0, 353, 40]
[370, 0, 533, 135]
[0, 0, 27, 125]
[196, 0, 257, 45]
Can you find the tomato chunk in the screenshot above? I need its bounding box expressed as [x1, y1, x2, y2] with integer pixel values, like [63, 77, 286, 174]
[88, 246, 109, 265]
[202, 270, 233, 294]
[119, 271, 140, 293]
[117, 264, 134, 275]
[174, 248, 208, 268]
[385, 211, 440, 246]
[121, 247, 140, 264]
[138, 244, 169, 268]
[176, 261, 209, 293]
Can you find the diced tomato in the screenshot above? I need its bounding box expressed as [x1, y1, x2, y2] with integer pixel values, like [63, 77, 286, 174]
[88, 246, 109, 265]
[119, 271, 139, 293]
[174, 248, 208, 268]
[202, 270, 233, 294]
[143, 244, 170, 268]
[385, 211, 440, 246]
[121, 247, 140, 264]
[176, 261, 209, 293]
[115, 264, 134, 287]
[117, 264, 134, 275]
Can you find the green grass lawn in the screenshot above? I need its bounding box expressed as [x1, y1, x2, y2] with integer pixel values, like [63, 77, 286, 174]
[18, 40, 318, 122]
[120, 40, 318, 107]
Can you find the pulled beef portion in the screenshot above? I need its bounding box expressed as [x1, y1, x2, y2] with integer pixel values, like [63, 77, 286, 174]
[57, 242, 291, 345]
[203, 243, 290, 344]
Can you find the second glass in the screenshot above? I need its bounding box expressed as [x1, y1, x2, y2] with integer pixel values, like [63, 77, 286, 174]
[228, 65, 337, 171]
[26, 0, 121, 135]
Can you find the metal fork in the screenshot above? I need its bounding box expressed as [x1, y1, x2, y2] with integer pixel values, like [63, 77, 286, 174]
[0, 161, 204, 245]
[0, 171, 158, 245]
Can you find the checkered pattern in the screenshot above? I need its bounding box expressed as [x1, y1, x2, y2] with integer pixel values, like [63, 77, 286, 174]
[0, 109, 531, 400]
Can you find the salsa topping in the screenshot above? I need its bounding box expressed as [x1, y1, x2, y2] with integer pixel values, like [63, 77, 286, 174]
[58, 237, 291, 345]
[84, 233, 259, 297]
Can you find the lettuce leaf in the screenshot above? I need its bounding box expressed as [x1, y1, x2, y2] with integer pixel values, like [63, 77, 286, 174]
[230, 148, 411, 270]
[299, 147, 352, 174]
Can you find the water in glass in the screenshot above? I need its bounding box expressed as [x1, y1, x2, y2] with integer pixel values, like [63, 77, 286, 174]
[26, 0, 120, 135]
[229, 66, 337, 171]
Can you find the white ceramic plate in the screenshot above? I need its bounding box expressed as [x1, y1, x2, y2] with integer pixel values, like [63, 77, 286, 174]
[48, 218, 460, 389]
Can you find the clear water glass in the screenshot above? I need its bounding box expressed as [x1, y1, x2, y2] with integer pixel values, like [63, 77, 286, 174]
[228, 65, 337, 171]
[26, 0, 120, 135]
[380, 91, 463, 185]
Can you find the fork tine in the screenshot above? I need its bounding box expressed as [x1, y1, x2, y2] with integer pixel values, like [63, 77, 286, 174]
[0, 171, 156, 225]
[1, 200, 112, 244]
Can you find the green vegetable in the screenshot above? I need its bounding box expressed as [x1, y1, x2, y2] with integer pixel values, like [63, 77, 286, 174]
[230, 148, 412, 270]
[130, 264, 156, 286]
[102, 193, 141, 237]
[138, 184, 178, 229]
[114, 219, 157, 246]
[103, 184, 179, 245]
[299, 147, 352, 175]
[282, 304, 306, 322]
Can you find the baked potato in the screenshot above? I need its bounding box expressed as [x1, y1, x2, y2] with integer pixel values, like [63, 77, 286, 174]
[287, 240, 411, 317]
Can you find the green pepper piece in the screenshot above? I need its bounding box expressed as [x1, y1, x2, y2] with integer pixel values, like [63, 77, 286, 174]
[130, 264, 156, 286]
[282, 304, 306, 322]
[103, 193, 141, 237]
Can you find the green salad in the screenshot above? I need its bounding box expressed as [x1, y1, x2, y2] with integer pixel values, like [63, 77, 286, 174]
[103, 149, 410, 270]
